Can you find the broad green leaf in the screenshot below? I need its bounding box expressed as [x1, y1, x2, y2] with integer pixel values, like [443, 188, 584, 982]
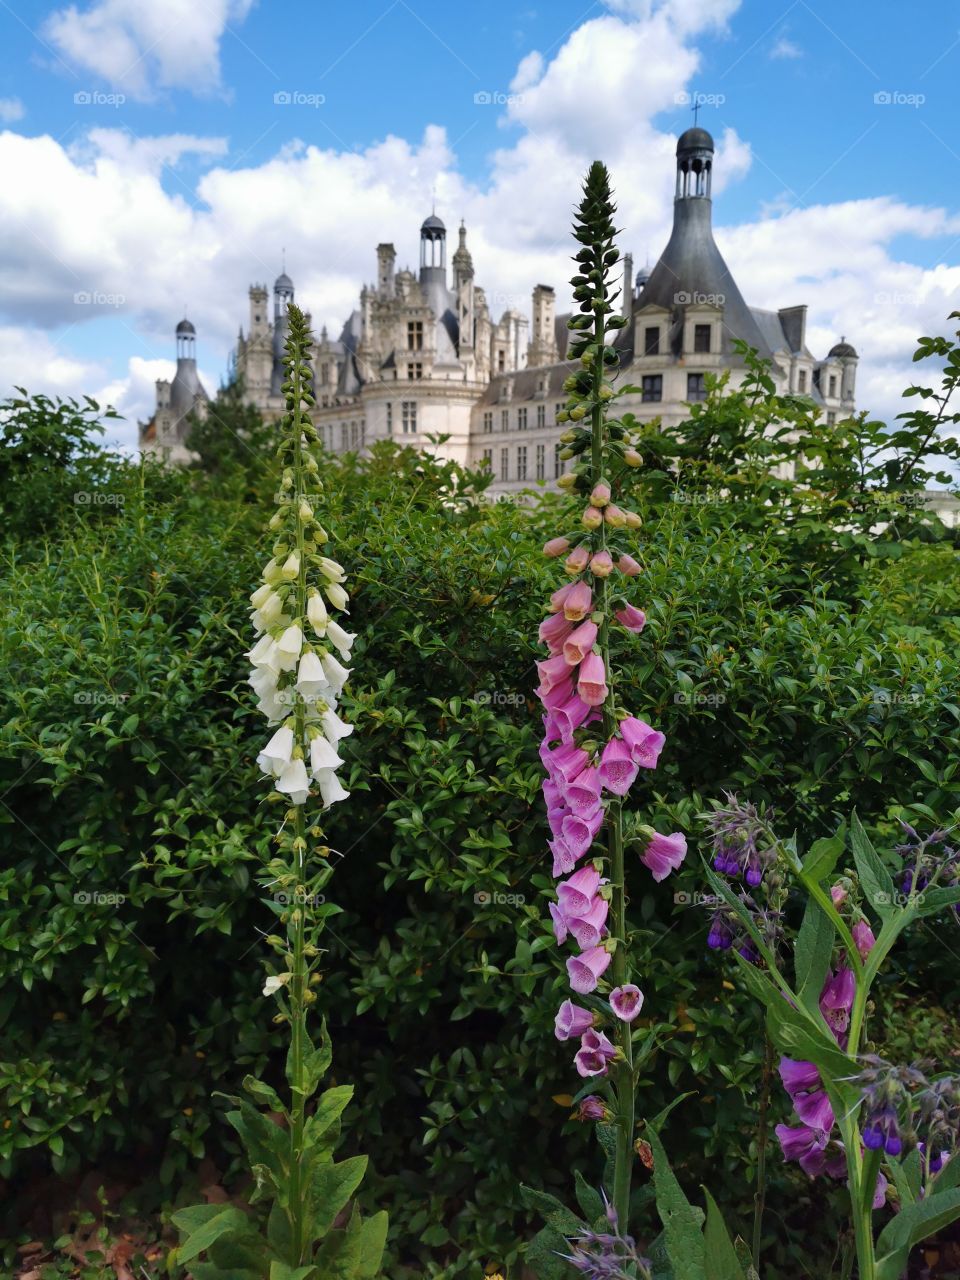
[174, 1205, 251, 1263]
[525, 1224, 574, 1280]
[573, 1170, 605, 1226]
[801, 830, 846, 883]
[646, 1125, 706, 1280]
[519, 1185, 587, 1236]
[703, 1189, 748, 1280]
[875, 1187, 960, 1280]
[269, 1263, 317, 1280]
[849, 812, 895, 922]
[306, 1154, 368, 1238]
[357, 1210, 389, 1278]
[793, 895, 835, 1014]
[244, 1074, 286, 1115]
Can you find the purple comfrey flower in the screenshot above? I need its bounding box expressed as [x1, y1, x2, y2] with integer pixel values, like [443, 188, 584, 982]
[554, 999, 595, 1041]
[638, 828, 687, 881]
[863, 1105, 902, 1156]
[609, 984, 644, 1022]
[597, 737, 639, 797]
[562, 1208, 653, 1280]
[567, 945, 613, 995]
[707, 911, 734, 950]
[704, 792, 778, 886]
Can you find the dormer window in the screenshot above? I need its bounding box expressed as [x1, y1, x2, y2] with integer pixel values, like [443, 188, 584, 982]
[407, 321, 423, 351]
[694, 324, 711, 353]
[829, 374, 838, 397]
[644, 326, 660, 356]
[798, 369, 807, 393]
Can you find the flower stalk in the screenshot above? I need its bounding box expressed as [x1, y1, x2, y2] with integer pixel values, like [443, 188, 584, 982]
[537, 163, 686, 1238]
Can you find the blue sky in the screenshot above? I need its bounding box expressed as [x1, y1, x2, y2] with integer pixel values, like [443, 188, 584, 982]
[1, 0, 959, 448]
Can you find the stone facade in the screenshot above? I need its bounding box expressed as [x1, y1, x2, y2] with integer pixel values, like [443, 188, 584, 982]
[142, 128, 858, 489]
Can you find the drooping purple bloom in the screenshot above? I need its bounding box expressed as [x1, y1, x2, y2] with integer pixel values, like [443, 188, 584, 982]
[639, 830, 687, 882]
[567, 945, 612, 995]
[597, 737, 639, 797]
[557, 866, 602, 917]
[609, 984, 644, 1022]
[554, 999, 595, 1042]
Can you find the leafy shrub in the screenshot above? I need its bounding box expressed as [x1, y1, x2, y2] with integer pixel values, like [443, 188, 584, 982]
[1, 420, 958, 1276]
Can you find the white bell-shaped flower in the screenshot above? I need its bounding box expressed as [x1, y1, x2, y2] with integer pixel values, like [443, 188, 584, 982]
[276, 758, 310, 804]
[257, 725, 294, 777]
[317, 556, 346, 583]
[296, 651, 332, 700]
[307, 591, 328, 636]
[247, 633, 276, 668]
[274, 624, 304, 672]
[324, 583, 349, 611]
[250, 584, 273, 609]
[325, 620, 355, 660]
[316, 768, 350, 807]
[310, 734, 343, 775]
[251, 591, 284, 633]
[280, 550, 300, 581]
[320, 652, 351, 694]
[320, 708, 354, 741]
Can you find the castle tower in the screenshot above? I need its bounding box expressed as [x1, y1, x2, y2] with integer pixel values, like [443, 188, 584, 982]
[419, 213, 447, 286]
[829, 337, 859, 407]
[527, 284, 558, 368]
[271, 269, 295, 397]
[636, 127, 768, 360]
[453, 221, 475, 357]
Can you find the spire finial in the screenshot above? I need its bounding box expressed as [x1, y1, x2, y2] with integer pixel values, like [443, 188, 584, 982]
[692, 95, 702, 126]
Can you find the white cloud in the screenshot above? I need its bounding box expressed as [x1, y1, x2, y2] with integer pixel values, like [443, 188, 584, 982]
[43, 0, 256, 99]
[770, 36, 803, 59]
[0, 98, 25, 122]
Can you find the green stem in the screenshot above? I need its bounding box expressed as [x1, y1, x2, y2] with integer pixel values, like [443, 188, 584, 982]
[287, 343, 310, 1264]
[589, 252, 634, 1228]
[752, 1036, 773, 1271]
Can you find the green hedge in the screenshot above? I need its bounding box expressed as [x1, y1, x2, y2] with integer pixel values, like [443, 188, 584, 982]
[1, 437, 959, 1276]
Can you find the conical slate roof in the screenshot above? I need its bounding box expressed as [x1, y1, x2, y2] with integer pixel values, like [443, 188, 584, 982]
[636, 195, 771, 359]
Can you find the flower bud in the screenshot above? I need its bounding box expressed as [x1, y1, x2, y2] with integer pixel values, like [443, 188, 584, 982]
[623, 510, 642, 529]
[564, 545, 590, 574]
[557, 473, 577, 491]
[589, 482, 611, 508]
[618, 553, 642, 577]
[298, 500, 314, 522]
[543, 536, 571, 559]
[280, 550, 300, 580]
[623, 448, 642, 468]
[598, 385, 614, 401]
[581, 505, 603, 530]
[603, 504, 626, 528]
[589, 551, 614, 578]
[569, 406, 586, 421]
